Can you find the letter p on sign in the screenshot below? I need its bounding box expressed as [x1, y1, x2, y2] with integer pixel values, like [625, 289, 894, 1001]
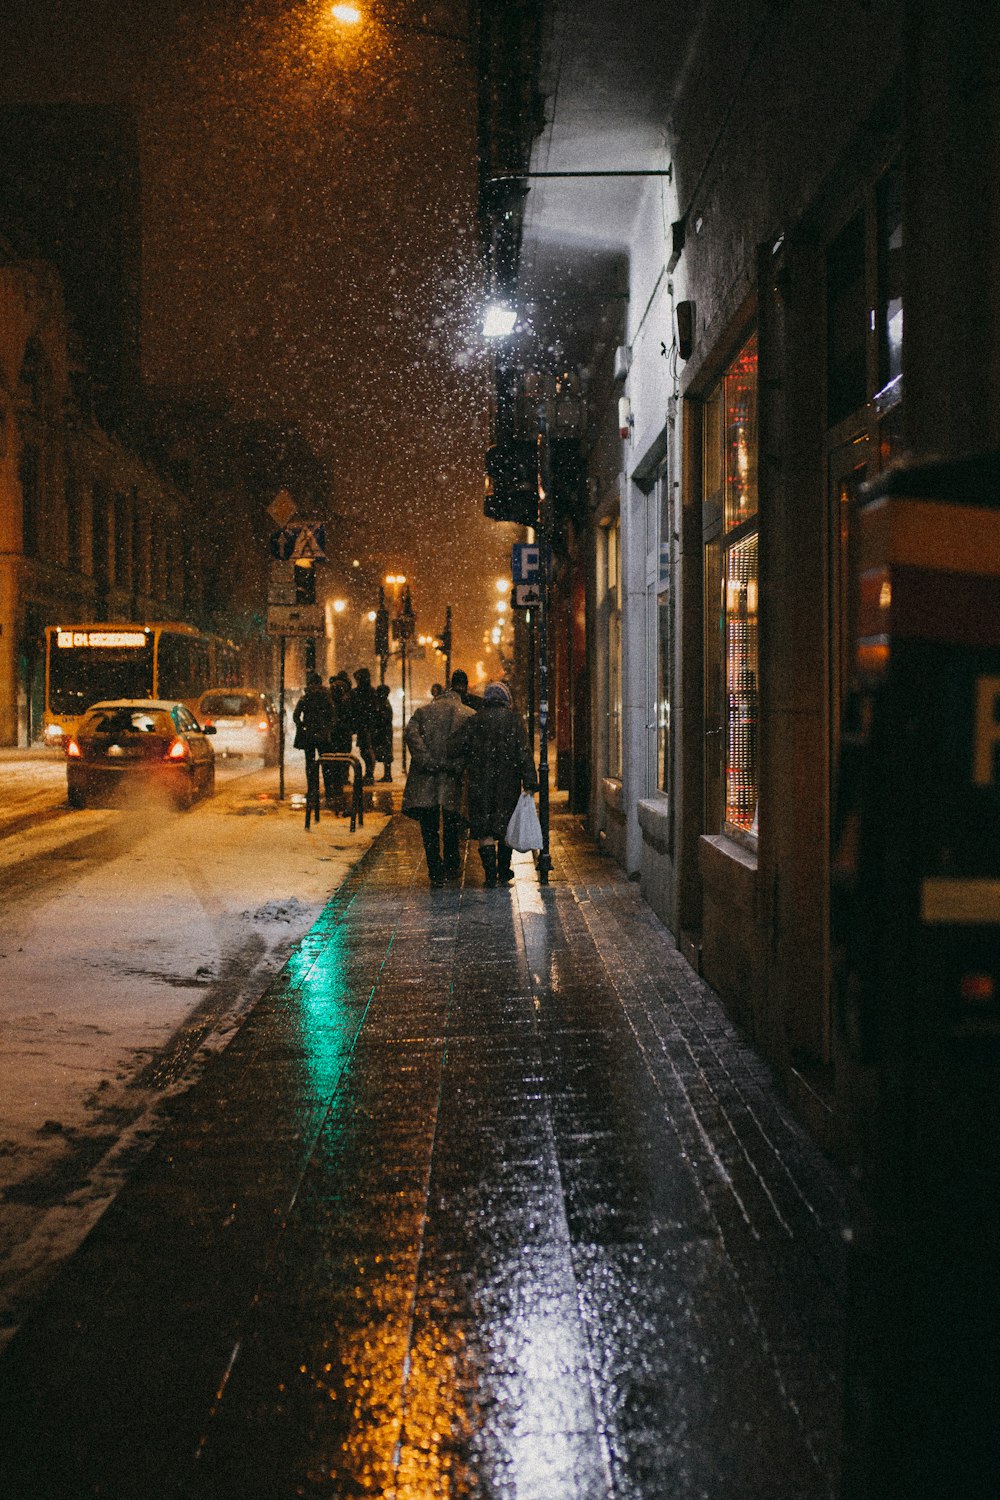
[973, 675, 1000, 786]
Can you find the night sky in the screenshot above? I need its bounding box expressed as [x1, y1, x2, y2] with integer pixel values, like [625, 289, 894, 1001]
[2, 0, 517, 681]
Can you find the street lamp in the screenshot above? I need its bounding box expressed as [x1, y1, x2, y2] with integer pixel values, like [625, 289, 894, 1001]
[325, 597, 348, 677]
[329, 4, 469, 46]
[482, 301, 518, 339]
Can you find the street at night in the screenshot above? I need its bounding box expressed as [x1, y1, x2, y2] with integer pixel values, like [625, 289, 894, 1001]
[1, 0, 999, 1495]
[0, 798, 847, 1499]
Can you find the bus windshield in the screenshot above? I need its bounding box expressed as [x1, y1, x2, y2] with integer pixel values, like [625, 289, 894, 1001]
[48, 636, 154, 715]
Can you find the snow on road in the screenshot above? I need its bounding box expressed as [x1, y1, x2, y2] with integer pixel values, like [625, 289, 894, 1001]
[0, 752, 390, 1349]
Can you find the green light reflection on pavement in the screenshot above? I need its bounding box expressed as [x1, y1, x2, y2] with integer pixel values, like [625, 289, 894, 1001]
[285, 926, 362, 1098]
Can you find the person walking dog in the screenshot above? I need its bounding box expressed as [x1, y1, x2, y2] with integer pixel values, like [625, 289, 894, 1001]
[402, 671, 475, 885]
[464, 681, 538, 887]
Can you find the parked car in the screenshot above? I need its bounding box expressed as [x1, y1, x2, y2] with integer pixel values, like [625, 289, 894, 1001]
[66, 700, 216, 810]
[195, 689, 280, 764]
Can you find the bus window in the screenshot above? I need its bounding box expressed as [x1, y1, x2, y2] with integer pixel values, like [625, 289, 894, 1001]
[48, 632, 154, 716]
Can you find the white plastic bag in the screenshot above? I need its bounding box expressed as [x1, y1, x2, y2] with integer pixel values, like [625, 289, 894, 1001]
[505, 791, 543, 852]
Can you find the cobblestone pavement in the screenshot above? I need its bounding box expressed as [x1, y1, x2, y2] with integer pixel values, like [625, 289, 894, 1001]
[0, 803, 848, 1499]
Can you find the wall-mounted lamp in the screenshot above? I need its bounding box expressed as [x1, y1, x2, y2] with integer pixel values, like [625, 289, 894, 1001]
[667, 217, 686, 273]
[676, 300, 695, 361]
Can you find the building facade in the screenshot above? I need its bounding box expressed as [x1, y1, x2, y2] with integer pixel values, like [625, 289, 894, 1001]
[476, 0, 1000, 1154]
[0, 248, 210, 745]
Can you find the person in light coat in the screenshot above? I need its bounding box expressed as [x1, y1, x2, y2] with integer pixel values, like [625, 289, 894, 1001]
[464, 681, 537, 886]
[402, 669, 476, 885]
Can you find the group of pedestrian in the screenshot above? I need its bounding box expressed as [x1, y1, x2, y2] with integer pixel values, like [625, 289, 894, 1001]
[402, 669, 538, 888]
[293, 666, 394, 812]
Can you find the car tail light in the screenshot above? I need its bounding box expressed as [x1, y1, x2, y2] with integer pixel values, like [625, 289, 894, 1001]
[166, 738, 190, 761]
[66, 738, 82, 758]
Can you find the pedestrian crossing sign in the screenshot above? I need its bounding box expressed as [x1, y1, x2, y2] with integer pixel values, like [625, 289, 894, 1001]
[290, 523, 326, 561]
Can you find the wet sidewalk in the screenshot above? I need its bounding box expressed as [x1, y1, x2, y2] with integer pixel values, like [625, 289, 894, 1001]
[0, 805, 848, 1500]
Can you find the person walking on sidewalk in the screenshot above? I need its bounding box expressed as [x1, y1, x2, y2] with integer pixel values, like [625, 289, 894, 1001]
[373, 683, 394, 781]
[464, 681, 537, 887]
[351, 668, 379, 784]
[293, 672, 338, 805]
[402, 670, 475, 885]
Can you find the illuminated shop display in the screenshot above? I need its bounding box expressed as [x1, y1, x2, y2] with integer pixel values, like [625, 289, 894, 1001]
[725, 533, 758, 832]
[704, 331, 759, 839]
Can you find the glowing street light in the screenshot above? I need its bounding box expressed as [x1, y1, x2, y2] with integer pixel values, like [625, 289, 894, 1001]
[482, 300, 517, 339]
[496, 578, 510, 593]
[330, 3, 362, 24]
[332, 598, 347, 614]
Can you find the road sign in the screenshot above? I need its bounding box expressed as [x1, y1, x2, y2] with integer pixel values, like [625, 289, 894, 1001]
[291, 522, 326, 560]
[267, 489, 297, 527]
[269, 529, 297, 561]
[268, 561, 297, 606]
[269, 522, 327, 561]
[266, 604, 324, 637]
[512, 543, 540, 583]
[513, 582, 542, 609]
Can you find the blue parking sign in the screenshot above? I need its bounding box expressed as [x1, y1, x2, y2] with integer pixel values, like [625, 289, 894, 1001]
[512, 543, 542, 583]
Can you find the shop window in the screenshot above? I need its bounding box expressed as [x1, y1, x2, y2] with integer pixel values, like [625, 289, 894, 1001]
[704, 331, 759, 842]
[655, 467, 672, 796]
[877, 162, 904, 392]
[826, 212, 867, 429]
[725, 533, 758, 833]
[606, 518, 622, 780]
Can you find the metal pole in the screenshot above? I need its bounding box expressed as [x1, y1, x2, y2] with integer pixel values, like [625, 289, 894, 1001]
[445, 603, 453, 684]
[527, 609, 536, 756]
[401, 637, 408, 772]
[536, 415, 553, 883]
[278, 635, 286, 801]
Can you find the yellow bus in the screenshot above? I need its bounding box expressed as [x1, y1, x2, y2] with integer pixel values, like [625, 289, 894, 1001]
[42, 622, 239, 746]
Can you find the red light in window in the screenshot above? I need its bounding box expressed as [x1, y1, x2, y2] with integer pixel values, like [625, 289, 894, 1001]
[960, 973, 995, 1004]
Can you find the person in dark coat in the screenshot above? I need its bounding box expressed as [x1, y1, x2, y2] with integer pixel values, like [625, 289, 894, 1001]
[450, 667, 482, 713]
[351, 667, 379, 783]
[463, 680, 538, 886]
[293, 672, 338, 802]
[325, 675, 355, 811]
[373, 683, 394, 781]
[402, 671, 476, 885]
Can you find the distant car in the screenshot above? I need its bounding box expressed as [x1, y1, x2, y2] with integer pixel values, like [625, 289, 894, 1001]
[195, 689, 280, 765]
[65, 700, 216, 810]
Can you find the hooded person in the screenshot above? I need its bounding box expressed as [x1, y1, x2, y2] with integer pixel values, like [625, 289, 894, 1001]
[351, 667, 379, 783]
[373, 682, 394, 781]
[402, 669, 476, 885]
[463, 680, 538, 886]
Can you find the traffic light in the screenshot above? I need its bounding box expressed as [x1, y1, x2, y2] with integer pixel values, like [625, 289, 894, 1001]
[294, 560, 315, 605]
[374, 587, 390, 657]
[399, 587, 416, 641]
[436, 605, 452, 659]
[374, 606, 390, 658]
